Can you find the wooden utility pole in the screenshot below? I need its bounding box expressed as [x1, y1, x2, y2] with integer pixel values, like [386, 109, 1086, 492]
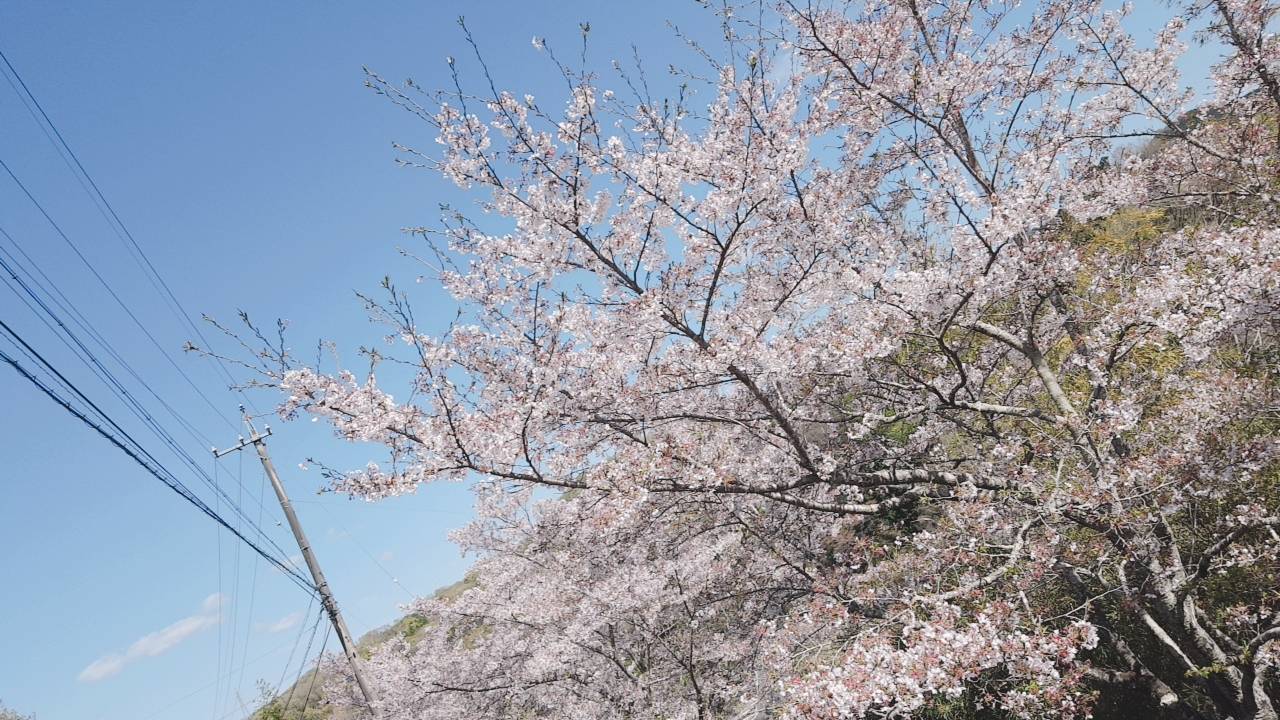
[214, 406, 379, 716]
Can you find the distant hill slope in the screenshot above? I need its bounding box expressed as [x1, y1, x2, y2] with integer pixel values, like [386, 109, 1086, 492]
[251, 576, 473, 720]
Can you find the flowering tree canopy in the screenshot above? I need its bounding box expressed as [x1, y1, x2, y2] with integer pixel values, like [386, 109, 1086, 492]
[240, 1, 1280, 718]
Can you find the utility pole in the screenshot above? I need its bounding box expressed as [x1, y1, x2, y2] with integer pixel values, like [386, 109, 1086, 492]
[214, 406, 380, 716]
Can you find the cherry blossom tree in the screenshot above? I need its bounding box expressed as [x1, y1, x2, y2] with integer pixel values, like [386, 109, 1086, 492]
[0, 703, 34, 720]
[222, 1, 1280, 717]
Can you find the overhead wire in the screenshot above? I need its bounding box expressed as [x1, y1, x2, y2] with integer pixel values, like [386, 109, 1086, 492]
[0, 344, 313, 596]
[0, 265, 306, 695]
[0, 55, 278, 717]
[0, 172, 300, 544]
[121, 622, 329, 720]
[0, 227, 218, 448]
[0, 243, 302, 713]
[213, 462, 225, 720]
[280, 607, 327, 715]
[0, 119, 296, 590]
[0, 51, 272, 671]
[304, 499, 418, 600]
[233, 463, 270, 710]
[0, 50, 201, 385]
[273, 596, 318, 702]
[0, 233, 299, 571]
[0, 155, 241, 430]
[0, 331, 316, 594]
[0, 43, 386, 720]
[0, 45, 259, 416]
[215, 452, 246, 719]
[0, 60, 284, 664]
[0, 256, 259, 712]
[299, 628, 332, 716]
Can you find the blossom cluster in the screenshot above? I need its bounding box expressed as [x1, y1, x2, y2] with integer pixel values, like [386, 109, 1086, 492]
[270, 2, 1280, 718]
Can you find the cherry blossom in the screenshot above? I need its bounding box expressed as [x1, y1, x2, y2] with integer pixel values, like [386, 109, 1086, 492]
[231, 2, 1280, 718]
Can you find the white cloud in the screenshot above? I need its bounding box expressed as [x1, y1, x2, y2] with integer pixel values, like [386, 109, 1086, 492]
[201, 593, 224, 614]
[78, 655, 127, 683]
[78, 593, 223, 683]
[259, 610, 304, 634]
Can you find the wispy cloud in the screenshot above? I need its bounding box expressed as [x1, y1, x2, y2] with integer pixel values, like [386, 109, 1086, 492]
[259, 610, 304, 634]
[78, 593, 223, 683]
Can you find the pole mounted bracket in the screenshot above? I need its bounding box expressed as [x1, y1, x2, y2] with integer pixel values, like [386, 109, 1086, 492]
[212, 425, 272, 458]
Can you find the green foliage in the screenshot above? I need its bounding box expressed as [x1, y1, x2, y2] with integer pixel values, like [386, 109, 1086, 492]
[1077, 208, 1167, 255]
[917, 692, 988, 719]
[876, 418, 918, 446]
[399, 613, 429, 639]
[250, 675, 329, 720]
[432, 573, 478, 603]
[251, 577, 483, 720]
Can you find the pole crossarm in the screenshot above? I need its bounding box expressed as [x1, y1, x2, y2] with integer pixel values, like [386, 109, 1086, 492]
[211, 425, 271, 458]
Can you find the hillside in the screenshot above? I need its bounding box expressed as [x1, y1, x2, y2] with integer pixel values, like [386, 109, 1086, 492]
[250, 576, 473, 720]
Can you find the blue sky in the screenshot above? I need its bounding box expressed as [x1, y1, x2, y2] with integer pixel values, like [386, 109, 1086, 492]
[0, 2, 1212, 720]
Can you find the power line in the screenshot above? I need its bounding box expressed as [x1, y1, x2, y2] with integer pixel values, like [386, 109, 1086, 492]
[0, 50, 190, 363]
[213, 466, 225, 720]
[0, 53, 288, 633]
[234, 464, 270, 708]
[121, 624, 327, 720]
[0, 325, 316, 594]
[0, 45, 257, 415]
[217, 414, 380, 714]
[0, 333, 312, 593]
[0, 217, 304, 574]
[0, 243, 304, 602]
[0, 239, 298, 569]
[0, 124, 277, 720]
[0, 153, 292, 576]
[0, 157, 277, 535]
[213, 454, 246, 720]
[208, 609, 323, 720]
[0, 252, 292, 715]
[273, 597, 318, 701]
[0, 45, 339, 720]
[280, 609, 326, 715]
[0, 155, 239, 427]
[307, 499, 418, 600]
[299, 629, 332, 716]
[0, 227, 217, 447]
